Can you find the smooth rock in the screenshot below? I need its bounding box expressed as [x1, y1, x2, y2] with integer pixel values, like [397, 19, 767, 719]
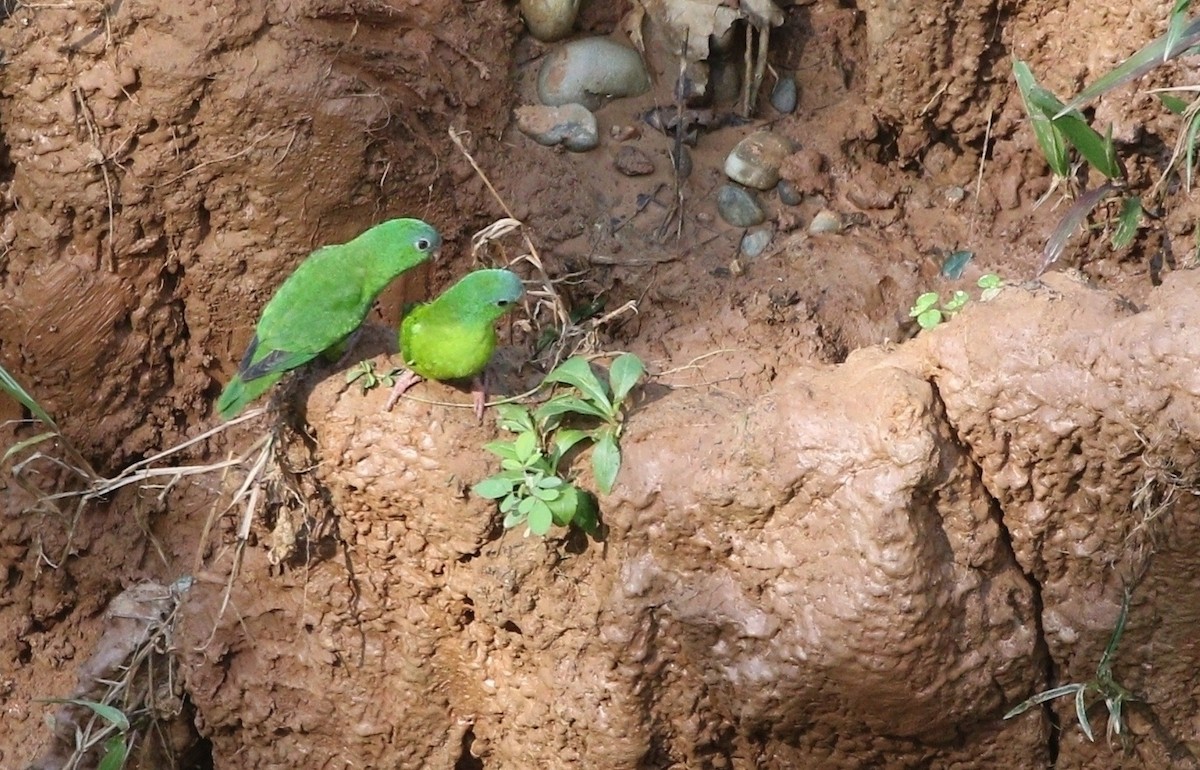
[615, 146, 654, 176]
[520, 0, 580, 42]
[741, 227, 773, 257]
[514, 103, 599, 152]
[809, 209, 842, 234]
[537, 38, 650, 110]
[724, 131, 794, 190]
[771, 75, 798, 113]
[777, 179, 802, 206]
[717, 185, 765, 227]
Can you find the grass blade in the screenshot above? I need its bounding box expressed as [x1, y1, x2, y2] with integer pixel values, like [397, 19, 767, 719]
[1112, 195, 1142, 249]
[1058, 15, 1200, 115]
[1075, 686, 1095, 741]
[1014, 59, 1070, 178]
[0, 364, 57, 429]
[1040, 182, 1120, 274]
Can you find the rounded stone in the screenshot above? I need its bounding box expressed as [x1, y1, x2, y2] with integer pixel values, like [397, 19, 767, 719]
[520, 0, 580, 42]
[740, 227, 773, 257]
[809, 209, 842, 234]
[777, 179, 802, 206]
[724, 131, 795, 190]
[771, 75, 798, 114]
[537, 38, 651, 111]
[614, 146, 654, 176]
[514, 103, 599, 152]
[717, 184, 766, 227]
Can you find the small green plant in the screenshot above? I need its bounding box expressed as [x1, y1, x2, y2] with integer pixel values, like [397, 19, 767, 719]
[909, 274, 1002, 330]
[345, 359, 403, 393]
[39, 698, 130, 770]
[472, 353, 645, 537]
[1004, 587, 1135, 743]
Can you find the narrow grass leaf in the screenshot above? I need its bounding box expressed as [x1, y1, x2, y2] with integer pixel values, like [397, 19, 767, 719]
[608, 353, 645, 405]
[1040, 182, 1120, 274]
[2, 431, 57, 464]
[1075, 686, 1095, 741]
[1165, 1, 1192, 63]
[541, 357, 612, 413]
[1014, 59, 1070, 178]
[1185, 108, 1200, 189]
[592, 431, 621, 494]
[0, 364, 57, 429]
[40, 699, 131, 732]
[1058, 15, 1200, 115]
[1159, 93, 1190, 114]
[1112, 196, 1142, 250]
[98, 736, 128, 770]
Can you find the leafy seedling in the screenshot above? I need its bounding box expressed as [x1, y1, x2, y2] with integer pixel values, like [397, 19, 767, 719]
[38, 698, 130, 770]
[1004, 587, 1136, 743]
[472, 354, 646, 538]
[345, 360, 403, 393]
[910, 275, 1003, 330]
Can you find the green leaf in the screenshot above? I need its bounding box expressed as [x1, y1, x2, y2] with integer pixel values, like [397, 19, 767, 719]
[98, 736, 128, 770]
[1013, 59, 1071, 178]
[39, 699, 131, 732]
[942, 290, 969, 313]
[495, 403, 535, 433]
[535, 395, 611, 422]
[2, 430, 58, 465]
[570, 489, 599, 534]
[541, 357, 613, 414]
[472, 475, 517, 499]
[0, 363, 57, 430]
[976, 273, 1002, 290]
[916, 308, 942, 329]
[549, 428, 592, 466]
[592, 431, 621, 494]
[909, 292, 940, 317]
[608, 353, 646, 405]
[1159, 93, 1190, 114]
[527, 500, 553, 535]
[517, 495, 537, 515]
[500, 493, 520, 513]
[1166, 1, 1192, 63]
[1185, 108, 1200, 190]
[483, 441, 521, 462]
[1111, 195, 1142, 250]
[503, 507, 526, 528]
[530, 484, 564, 502]
[1019, 68, 1123, 180]
[536, 475, 564, 489]
[513, 430, 539, 464]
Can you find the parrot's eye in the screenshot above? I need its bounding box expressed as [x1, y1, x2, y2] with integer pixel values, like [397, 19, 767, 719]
[497, 300, 511, 307]
[416, 238, 432, 250]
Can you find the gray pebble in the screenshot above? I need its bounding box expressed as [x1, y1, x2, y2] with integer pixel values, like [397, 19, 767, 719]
[514, 103, 599, 152]
[771, 75, 798, 114]
[717, 184, 766, 227]
[537, 37, 650, 110]
[777, 179, 802, 206]
[741, 227, 773, 257]
[724, 131, 794, 190]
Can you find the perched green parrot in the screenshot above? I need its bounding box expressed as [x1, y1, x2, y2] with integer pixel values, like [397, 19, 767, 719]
[385, 268, 525, 419]
[217, 217, 442, 419]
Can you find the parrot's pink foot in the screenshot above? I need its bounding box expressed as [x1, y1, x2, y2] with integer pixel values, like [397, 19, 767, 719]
[471, 371, 489, 422]
[384, 369, 424, 411]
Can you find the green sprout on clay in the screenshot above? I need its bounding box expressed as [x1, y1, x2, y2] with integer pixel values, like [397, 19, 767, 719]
[345, 360, 404, 393]
[909, 274, 1002, 330]
[472, 353, 645, 537]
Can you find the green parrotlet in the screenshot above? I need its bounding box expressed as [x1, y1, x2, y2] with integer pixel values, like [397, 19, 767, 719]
[384, 268, 525, 419]
[217, 217, 441, 419]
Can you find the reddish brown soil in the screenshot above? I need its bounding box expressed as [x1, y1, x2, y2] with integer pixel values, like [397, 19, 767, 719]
[2, 1, 1199, 768]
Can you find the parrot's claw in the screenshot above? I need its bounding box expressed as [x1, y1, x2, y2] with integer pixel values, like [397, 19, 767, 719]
[471, 371, 488, 423]
[384, 369, 424, 411]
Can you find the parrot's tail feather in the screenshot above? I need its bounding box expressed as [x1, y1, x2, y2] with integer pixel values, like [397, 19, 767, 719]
[217, 372, 281, 420]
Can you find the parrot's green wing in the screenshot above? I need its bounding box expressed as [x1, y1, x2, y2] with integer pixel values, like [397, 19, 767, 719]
[217, 218, 441, 420]
[400, 269, 525, 382]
